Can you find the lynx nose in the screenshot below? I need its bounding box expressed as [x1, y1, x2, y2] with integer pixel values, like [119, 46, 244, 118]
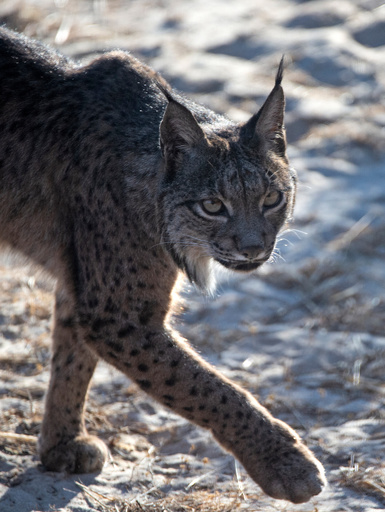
[234, 234, 267, 260]
[240, 244, 265, 260]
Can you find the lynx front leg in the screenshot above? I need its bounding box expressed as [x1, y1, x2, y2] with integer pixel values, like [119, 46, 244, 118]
[38, 286, 108, 473]
[86, 327, 326, 503]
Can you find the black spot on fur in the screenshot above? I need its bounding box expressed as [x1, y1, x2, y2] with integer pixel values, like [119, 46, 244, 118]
[92, 317, 115, 332]
[139, 301, 157, 326]
[137, 379, 152, 390]
[59, 317, 75, 328]
[189, 386, 198, 396]
[165, 376, 176, 386]
[117, 324, 136, 338]
[104, 297, 119, 314]
[106, 340, 124, 352]
[65, 353, 74, 366]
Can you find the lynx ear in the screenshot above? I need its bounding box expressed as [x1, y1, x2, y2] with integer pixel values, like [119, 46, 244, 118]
[159, 91, 205, 157]
[241, 58, 286, 156]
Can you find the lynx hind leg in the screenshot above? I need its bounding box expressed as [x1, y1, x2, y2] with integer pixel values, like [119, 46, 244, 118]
[38, 286, 108, 473]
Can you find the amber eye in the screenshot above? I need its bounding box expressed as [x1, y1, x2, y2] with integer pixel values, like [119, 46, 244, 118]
[264, 190, 282, 208]
[201, 198, 224, 214]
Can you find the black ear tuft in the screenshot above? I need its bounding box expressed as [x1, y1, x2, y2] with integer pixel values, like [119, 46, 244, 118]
[241, 58, 286, 156]
[275, 55, 285, 88]
[155, 79, 174, 103]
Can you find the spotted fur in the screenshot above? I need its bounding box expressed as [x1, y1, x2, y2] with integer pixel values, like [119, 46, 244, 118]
[0, 27, 325, 503]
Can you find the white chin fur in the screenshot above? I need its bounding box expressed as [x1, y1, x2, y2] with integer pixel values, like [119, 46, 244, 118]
[185, 250, 216, 295]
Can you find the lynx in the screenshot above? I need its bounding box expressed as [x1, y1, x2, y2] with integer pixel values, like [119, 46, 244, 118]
[0, 27, 326, 503]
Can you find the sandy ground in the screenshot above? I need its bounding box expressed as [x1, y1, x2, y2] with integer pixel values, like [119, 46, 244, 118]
[0, 0, 385, 510]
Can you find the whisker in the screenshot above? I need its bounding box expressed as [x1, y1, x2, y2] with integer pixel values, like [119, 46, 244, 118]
[151, 243, 207, 250]
[150, 242, 205, 250]
[268, 244, 286, 262]
[279, 228, 307, 239]
[183, 234, 210, 244]
[276, 237, 294, 247]
[270, 250, 285, 263]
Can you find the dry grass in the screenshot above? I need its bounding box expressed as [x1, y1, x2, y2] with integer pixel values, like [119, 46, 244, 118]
[341, 464, 385, 505]
[76, 483, 245, 512]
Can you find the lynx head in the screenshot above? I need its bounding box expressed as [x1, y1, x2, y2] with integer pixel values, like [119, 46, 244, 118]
[157, 60, 296, 294]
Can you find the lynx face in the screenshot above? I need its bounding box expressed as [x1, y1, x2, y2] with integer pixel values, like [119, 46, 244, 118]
[158, 71, 296, 293]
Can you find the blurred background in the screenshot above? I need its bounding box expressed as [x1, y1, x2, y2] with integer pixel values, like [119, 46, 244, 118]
[0, 1, 385, 511]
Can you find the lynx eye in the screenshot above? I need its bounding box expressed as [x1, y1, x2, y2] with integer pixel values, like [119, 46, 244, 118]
[201, 198, 224, 215]
[263, 190, 282, 209]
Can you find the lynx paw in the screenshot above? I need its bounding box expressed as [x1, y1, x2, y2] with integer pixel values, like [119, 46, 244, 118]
[255, 441, 326, 503]
[40, 435, 108, 474]
[222, 417, 326, 503]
